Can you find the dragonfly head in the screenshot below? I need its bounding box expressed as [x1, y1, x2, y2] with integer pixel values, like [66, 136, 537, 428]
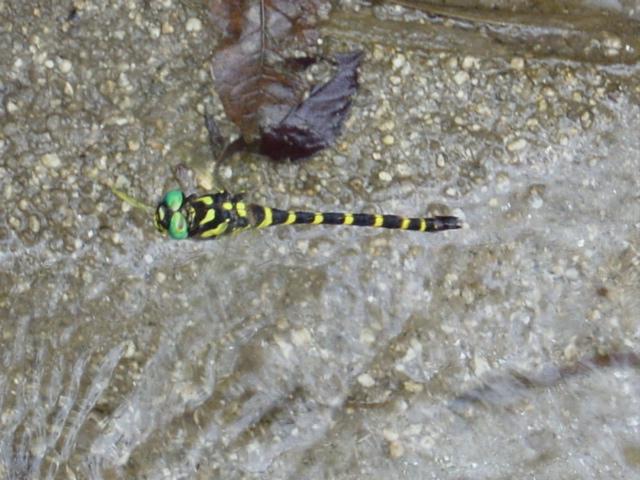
[155, 190, 189, 240]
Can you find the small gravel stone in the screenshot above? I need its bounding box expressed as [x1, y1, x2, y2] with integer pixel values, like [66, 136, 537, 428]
[507, 138, 527, 152]
[64, 82, 74, 96]
[392, 53, 405, 70]
[378, 171, 393, 182]
[291, 328, 312, 347]
[602, 34, 622, 50]
[9, 216, 21, 229]
[510, 57, 525, 70]
[162, 22, 174, 34]
[529, 194, 543, 209]
[382, 134, 395, 146]
[461, 55, 477, 70]
[565, 268, 579, 280]
[453, 70, 469, 85]
[581, 110, 593, 129]
[29, 216, 40, 233]
[185, 17, 202, 32]
[360, 329, 375, 344]
[403, 381, 424, 393]
[357, 373, 375, 388]
[41, 153, 61, 168]
[389, 440, 405, 459]
[57, 58, 72, 74]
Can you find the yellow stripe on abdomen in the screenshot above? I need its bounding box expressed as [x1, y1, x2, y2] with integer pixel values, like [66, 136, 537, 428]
[401, 218, 411, 230]
[257, 207, 273, 228]
[373, 215, 383, 227]
[312, 213, 324, 224]
[285, 212, 297, 224]
[344, 214, 354, 225]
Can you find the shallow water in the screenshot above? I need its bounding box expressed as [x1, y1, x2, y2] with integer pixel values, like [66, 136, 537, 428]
[1, 0, 639, 478]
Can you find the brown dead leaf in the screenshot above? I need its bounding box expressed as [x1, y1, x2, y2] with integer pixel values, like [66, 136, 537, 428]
[210, 0, 328, 139]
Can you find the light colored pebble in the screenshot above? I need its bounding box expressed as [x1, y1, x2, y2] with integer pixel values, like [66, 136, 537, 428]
[291, 328, 312, 347]
[565, 268, 579, 280]
[396, 163, 412, 176]
[382, 134, 395, 146]
[510, 57, 525, 70]
[392, 53, 405, 70]
[29, 216, 40, 233]
[123, 340, 137, 359]
[529, 194, 543, 209]
[41, 153, 61, 168]
[64, 82, 74, 96]
[185, 17, 202, 32]
[221, 165, 233, 180]
[462, 55, 477, 70]
[7, 101, 18, 114]
[162, 22, 174, 34]
[564, 341, 578, 361]
[360, 329, 375, 344]
[542, 86, 556, 97]
[372, 44, 385, 61]
[389, 440, 405, 459]
[383, 430, 399, 442]
[602, 34, 622, 50]
[453, 70, 469, 85]
[296, 239, 309, 255]
[403, 381, 424, 393]
[57, 58, 72, 74]
[274, 335, 293, 360]
[9, 216, 20, 229]
[378, 171, 393, 182]
[357, 373, 375, 388]
[507, 138, 527, 152]
[473, 354, 491, 376]
[378, 120, 394, 132]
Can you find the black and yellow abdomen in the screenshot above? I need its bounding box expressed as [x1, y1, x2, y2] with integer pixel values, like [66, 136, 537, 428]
[155, 190, 462, 240]
[250, 206, 460, 233]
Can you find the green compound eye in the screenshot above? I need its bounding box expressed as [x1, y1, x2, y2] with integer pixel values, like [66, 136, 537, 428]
[164, 190, 184, 212]
[168, 211, 189, 240]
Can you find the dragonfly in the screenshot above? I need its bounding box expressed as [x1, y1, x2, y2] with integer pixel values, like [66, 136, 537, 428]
[154, 189, 462, 240]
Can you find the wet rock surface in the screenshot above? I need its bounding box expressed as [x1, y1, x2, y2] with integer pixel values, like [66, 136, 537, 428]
[1, 0, 639, 478]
